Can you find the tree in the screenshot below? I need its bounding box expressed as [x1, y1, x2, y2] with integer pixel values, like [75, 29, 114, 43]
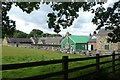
[92, 1, 120, 43]
[2, 1, 120, 42]
[28, 29, 43, 37]
[13, 30, 28, 38]
[47, 2, 93, 33]
[47, 1, 120, 42]
[42, 33, 62, 37]
[2, 2, 40, 38]
[2, 2, 16, 38]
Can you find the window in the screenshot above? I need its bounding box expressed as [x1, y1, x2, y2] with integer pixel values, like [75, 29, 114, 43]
[104, 44, 109, 50]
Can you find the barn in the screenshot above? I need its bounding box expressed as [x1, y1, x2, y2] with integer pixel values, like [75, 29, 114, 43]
[61, 32, 89, 51]
[2, 37, 33, 47]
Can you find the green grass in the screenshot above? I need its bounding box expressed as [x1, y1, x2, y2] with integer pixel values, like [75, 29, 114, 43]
[2, 46, 86, 64]
[2, 46, 88, 78]
[2, 46, 120, 79]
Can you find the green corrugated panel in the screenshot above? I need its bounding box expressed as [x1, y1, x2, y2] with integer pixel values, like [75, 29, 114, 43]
[60, 37, 66, 48]
[69, 35, 89, 43]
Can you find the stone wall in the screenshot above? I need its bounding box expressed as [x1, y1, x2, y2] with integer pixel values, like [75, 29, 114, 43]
[96, 35, 119, 52]
[2, 37, 8, 46]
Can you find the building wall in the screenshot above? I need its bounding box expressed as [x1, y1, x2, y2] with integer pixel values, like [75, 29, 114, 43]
[61, 36, 76, 50]
[96, 35, 119, 52]
[61, 36, 88, 51]
[60, 37, 66, 49]
[18, 43, 31, 48]
[76, 43, 87, 51]
[68, 37, 75, 50]
[7, 43, 31, 48]
[2, 37, 8, 46]
[7, 43, 16, 47]
[30, 37, 36, 44]
[88, 42, 96, 51]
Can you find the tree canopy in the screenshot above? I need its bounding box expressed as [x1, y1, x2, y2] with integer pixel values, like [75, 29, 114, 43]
[2, 2, 16, 38]
[13, 30, 28, 38]
[27, 29, 43, 37]
[2, 1, 120, 42]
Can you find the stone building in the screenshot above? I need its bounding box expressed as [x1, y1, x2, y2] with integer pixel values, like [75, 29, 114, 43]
[2, 37, 33, 47]
[96, 28, 120, 53]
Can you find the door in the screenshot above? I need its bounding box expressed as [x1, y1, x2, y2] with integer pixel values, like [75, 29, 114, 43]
[91, 45, 93, 50]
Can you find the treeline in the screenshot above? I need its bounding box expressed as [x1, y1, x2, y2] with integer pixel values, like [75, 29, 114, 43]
[13, 29, 62, 38]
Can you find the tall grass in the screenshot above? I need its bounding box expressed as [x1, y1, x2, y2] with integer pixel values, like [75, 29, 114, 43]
[2, 46, 120, 79]
[2, 46, 87, 78]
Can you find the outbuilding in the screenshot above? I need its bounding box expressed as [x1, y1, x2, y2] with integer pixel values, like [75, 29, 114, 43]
[2, 37, 33, 47]
[61, 32, 89, 52]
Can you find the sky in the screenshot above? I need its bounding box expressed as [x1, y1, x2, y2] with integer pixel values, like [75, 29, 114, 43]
[8, 0, 118, 36]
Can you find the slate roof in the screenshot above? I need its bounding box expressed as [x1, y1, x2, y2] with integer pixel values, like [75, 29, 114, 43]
[31, 37, 39, 43]
[69, 35, 89, 43]
[97, 28, 112, 36]
[88, 34, 97, 43]
[37, 37, 62, 44]
[7, 38, 33, 43]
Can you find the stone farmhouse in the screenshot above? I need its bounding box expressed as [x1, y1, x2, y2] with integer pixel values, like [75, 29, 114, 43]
[96, 28, 120, 53]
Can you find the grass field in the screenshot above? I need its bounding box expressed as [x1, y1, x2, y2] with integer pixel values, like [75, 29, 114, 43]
[2, 46, 86, 64]
[2, 46, 120, 79]
[2, 46, 89, 78]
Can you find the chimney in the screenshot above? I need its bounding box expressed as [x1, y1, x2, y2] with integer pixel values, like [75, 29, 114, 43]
[93, 31, 97, 35]
[89, 33, 92, 36]
[66, 32, 70, 44]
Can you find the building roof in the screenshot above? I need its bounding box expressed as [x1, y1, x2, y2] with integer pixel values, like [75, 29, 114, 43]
[31, 37, 39, 43]
[38, 37, 62, 44]
[7, 38, 32, 43]
[88, 34, 97, 43]
[97, 28, 112, 36]
[69, 35, 89, 43]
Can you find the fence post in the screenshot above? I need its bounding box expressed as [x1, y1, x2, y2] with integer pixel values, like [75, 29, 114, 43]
[62, 56, 68, 80]
[96, 54, 100, 71]
[112, 51, 115, 73]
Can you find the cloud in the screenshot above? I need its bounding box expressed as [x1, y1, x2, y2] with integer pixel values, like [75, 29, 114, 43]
[8, 4, 56, 34]
[8, 1, 117, 36]
[73, 9, 95, 28]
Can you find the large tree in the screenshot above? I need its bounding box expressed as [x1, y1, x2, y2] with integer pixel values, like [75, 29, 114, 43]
[13, 30, 28, 38]
[28, 29, 43, 37]
[2, 2, 40, 38]
[2, 2, 15, 38]
[92, 1, 120, 43]
[2, 1, 120, 42]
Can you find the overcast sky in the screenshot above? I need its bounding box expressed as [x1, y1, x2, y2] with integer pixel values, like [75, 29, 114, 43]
[8, 0, 118, 36]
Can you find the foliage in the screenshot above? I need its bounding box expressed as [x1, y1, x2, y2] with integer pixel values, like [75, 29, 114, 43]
[13, 30, 28, 38]
[27, 29, 43, 37]
[42, 33, 62, 37]
[15, 2, 40, 14]
[92, 1, 120, 43]
[47, 2, 96, 33]
[2, 1, 120, 42]
[2, 2, 16, 38]
[2, 2, 41, 38]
